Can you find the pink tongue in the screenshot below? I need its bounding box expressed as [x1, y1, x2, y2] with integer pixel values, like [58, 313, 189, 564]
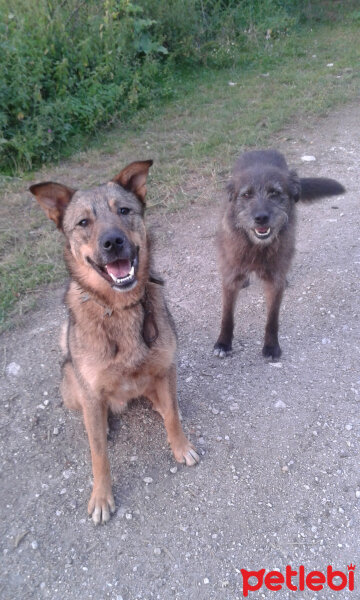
[105, 259, 131, 279]
[256, 226, 269, 233]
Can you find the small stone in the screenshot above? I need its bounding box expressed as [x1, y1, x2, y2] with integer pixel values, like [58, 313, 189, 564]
[59, 488, 67, 495]
[6, 362, 21, 376]
[185, 376, 193, 383]
[224, 435, 230, 441]
[281, 465, 289, 473]
[154, 547, 161, 555]
[338, 507, 345, 514]
[274, 400, 287, 409]
[143, 477, 153, 484]
[229, 403, 239, 411]
[301, 155, 316, 162]
[203, 578, 210, 584]
[125, 513, 132, 520]
[326, 63, 334, 67]
[216, 436, 222, 442]
[63, 470, 71, 479]
[355, 491, 360, 499]
[53, 427, 59, 435]
[212, 408, 219, 415]
[270, 362, 282, 368]
[31, 540, 38, 550]
[170, 466, 178, 474]
[40, 582, 46, 590]
[345, 424, 353, 431]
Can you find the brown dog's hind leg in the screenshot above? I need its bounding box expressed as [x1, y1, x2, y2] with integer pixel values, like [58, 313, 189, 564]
[61, 361, 83, 410]
[262, 278, 285, 359]
[150, 366, 199, 467]
[82, 400, 115, 525]
[214, 276, 247, 358]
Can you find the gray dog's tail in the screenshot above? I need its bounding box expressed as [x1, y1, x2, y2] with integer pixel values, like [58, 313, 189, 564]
[300, 177, 345, 202]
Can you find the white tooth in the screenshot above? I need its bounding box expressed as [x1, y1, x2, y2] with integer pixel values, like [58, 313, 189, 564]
[107, 264, 135, 285]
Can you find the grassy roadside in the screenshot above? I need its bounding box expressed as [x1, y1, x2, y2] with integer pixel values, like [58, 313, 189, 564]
[1, 16, 360, 330]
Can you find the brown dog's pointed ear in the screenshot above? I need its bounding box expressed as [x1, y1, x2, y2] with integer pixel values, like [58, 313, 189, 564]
[112, 160, 153, 203]
[29, 182, 76, 229]
[289, 170, 301, 202]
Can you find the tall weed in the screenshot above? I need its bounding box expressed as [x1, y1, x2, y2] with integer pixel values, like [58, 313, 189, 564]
[0, 0, 352, 174]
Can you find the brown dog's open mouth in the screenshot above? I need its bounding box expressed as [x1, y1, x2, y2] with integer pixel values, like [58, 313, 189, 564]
[254, 226, 272, 239]
[105, 258, 136, 287]
[87, 254, 138, 290]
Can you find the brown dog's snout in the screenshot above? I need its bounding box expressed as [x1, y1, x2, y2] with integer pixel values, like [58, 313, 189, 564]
[98, 227, 134, 264]
[99, 229, 126, 252]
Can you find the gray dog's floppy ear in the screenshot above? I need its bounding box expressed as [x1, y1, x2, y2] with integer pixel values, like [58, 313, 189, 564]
[227, 180, 237, 202]
[29, 182, 76, 229]
[289, 170, 301, 202]
[112, 160, 153, 204]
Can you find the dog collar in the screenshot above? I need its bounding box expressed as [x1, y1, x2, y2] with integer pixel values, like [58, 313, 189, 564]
[78, 274, 163, 315]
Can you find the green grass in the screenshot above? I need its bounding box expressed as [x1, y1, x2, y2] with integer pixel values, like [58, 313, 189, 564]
[0, 0, 309, 174]
[1, 15, 360, 330]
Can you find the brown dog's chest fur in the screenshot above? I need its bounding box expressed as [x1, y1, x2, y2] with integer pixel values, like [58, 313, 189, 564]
[64, 281, 176, 410]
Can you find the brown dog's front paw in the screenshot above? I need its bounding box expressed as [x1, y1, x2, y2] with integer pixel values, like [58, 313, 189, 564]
[88, 487, 115, 525]
[183, 447, 200, 466]
[172, 440, 200, 467]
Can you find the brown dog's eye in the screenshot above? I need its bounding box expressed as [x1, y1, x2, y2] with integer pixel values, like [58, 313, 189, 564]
[77, 219, 89, 227]
[242, 192, 252, 199]
[118, 207, 130, 215]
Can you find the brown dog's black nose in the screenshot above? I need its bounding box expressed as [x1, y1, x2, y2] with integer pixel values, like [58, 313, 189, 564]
[100, 229, 125, 252]
[254, 212, 269, 225]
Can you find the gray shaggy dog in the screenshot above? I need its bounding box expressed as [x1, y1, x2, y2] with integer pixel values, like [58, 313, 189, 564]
[214, 149, 345, 359]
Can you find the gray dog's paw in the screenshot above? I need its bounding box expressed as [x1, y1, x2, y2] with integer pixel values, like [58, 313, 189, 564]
[213, 342, 232, 358]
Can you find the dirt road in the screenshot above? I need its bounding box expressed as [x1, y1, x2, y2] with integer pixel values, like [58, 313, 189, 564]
[1, 104, 359, 600]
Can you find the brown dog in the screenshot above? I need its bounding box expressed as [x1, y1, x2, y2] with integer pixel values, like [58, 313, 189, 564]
[214, 150, 345, 359]
[30, 160, 199, 525]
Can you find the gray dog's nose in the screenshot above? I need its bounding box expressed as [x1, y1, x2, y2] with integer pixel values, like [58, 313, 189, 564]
[254, 212, 269, 225]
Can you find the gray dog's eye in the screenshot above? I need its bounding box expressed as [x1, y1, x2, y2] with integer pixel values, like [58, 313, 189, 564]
[268, 189, 280, 197]
[118, 207, 130, 215]
[241, 191, 252, 199]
